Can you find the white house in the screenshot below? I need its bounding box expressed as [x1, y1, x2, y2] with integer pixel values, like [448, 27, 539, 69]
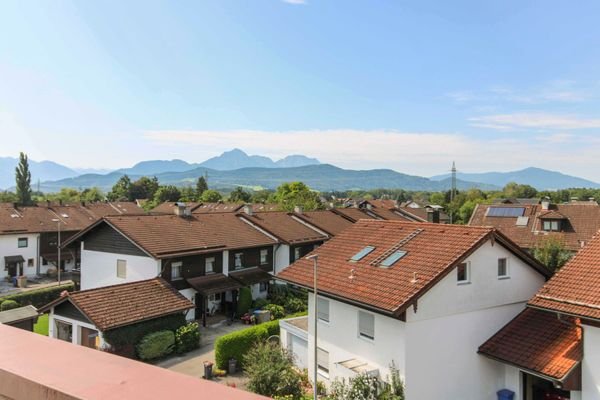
[277, 220, 550, 399]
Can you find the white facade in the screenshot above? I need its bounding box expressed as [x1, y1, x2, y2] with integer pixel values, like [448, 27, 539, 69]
[80, 246, 160, 290]
[582, 324, 600, 400]
[48, 308, 107, 350]
[286, 239, 547, 399]
[0, 233, 39, 279]
[275, 244, 291, 275]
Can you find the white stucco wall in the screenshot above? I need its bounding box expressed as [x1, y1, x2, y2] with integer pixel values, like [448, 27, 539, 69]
[280, 316, 309, 370]
[80, 248, 160, 290]
[403, 240, 546, 400]
[49, 308, 107, 349]
[0, 234, 39, 278]
[275, 244, 290, 275]
[582, 324, 600, 400]
[179, 288, 197, 321]
[306, 293, 406, 385]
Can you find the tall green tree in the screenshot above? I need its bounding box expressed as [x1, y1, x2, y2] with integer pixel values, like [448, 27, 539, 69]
[228, 187, 251, 203]
[15, 152, 33, 205]
[153, 185, 182, 203]
[273, 182, 323, 212]
[200, 189, 222, 202]
[108, 175, 132, 201]
[533, 236, 572, 273]
[196, 176, 208, 200]
[129, 176, 159, 200]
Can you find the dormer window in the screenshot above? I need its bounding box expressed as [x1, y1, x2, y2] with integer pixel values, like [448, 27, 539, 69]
[542, 220, 561, 232]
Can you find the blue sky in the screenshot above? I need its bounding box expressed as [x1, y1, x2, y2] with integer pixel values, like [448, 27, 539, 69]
[1, 1, 600, 179]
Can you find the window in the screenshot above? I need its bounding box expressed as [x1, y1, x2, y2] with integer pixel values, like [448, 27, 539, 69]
[54, 320, 72, 342]
[317, 297, 330, 323]
[209, 293, 222, 302]
[358, 310, 375, 340]
[350, 246, 375, 261]
[234, 253, 243, 269]
[259, 282, 268, 292]
[205, 257, 215, 274]
[380, 250, 407, 268]
[260, 249, 269, 265]
[293, 247, 301, 261]
[27, 258, 34, 267]
[116, 259, 127, 279]
[457, 262, 469, 284]
[17, 238, 28, 248]
[543, 220, 560, 232]
[498, 258, 509, 278]
[171, 261, 183, 280]
[317, 348, 329, 377]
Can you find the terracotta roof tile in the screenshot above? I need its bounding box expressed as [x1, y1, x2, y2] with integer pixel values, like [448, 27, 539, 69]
[478, 308, 582, 381]
[277, 220, 501, 314]
[293, 210, 354, 236]
[239, 212, 328, 244]
[469, 203, 600, 251]
[59, 278, 194, 331]
[332, 208, 378, 222]
[529, 232, 600, 320]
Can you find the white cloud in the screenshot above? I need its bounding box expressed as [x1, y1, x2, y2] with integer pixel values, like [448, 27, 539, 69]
[469, 113, 600, 131]
[282, 0, 307, 4]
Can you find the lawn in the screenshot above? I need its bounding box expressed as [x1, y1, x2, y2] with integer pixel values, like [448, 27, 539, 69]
[34, 314, 49, 336]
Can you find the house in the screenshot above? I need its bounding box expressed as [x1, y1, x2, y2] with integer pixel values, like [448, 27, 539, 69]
[277, 220, 550, 399]
[0, 305, 38, 331]
[150, 201, 280, 215]
[0, 323, 267, 400]
[479, 231, 600, 400]
[39, 278, 193, 350]
[368, 199, 450, 223]
[0, 201, 143, 281]
[468, 200, 600, 252]
[62, 210, 280, 324]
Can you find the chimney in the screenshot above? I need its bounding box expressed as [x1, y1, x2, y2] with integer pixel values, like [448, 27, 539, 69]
[571, 197, 579, 203]
[174, 203, 186, 217]
[541, 197, 550, 210]
[294, 205, 303, 214]
[426, 208, 440, 223]
[243, 204, 253, 216]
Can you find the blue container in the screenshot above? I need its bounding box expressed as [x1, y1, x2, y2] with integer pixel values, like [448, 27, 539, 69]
[497, 389, 515, 400]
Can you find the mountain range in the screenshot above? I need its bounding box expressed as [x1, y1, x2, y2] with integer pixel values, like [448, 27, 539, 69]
[1, 149, 599, 192]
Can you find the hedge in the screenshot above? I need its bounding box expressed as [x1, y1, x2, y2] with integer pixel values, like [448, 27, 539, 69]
[0, 282, 74, 309]
[236, 287, 253, 316]
[214, 319, 280, 369]
[136, 330, 175, 360]
[0, 300, 19, 311]
[175, 322, 200, 354]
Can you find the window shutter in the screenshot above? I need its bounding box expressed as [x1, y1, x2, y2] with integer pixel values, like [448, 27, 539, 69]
[317, 297, 329, 322]
[317, 348, 329, 371]
[359, 311, 375, 339]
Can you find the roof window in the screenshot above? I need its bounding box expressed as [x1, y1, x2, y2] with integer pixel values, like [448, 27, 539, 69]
[379, 250, 407, 268]
[350, 246, 375, 261]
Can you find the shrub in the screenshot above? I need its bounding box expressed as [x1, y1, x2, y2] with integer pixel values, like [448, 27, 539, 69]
[214, 319, 280, 369]
[136, 330, 175, 360]
[252, 297, 268, 310]
[264, 304, 285, 320]
[0, 283, 74, 309]
[175, 322, 200, 354]
[243, 342, 303, 398]
[0, 299, 19, 311]
[284, 297, 307, 314]
[236, 287, 253, 316]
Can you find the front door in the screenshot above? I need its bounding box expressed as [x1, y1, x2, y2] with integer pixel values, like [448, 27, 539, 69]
[6, 263, 17, 278]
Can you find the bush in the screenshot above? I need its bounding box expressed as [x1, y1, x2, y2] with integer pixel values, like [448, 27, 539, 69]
[237, 287, 253, 316]
[252, 297, 268, 310]
[244, 342, 303, 398]
[214, 319, 280, 369]
[0, 299, 19, 311]
[264, 304, 285, 320]
[284, 297, 307, 314]
[0, 283, 74, 309]
[175, 322, 200, 354]
[136, 330, 175, 360]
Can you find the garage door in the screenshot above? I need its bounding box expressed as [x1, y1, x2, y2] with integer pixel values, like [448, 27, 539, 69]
[288, 333, 308, 370]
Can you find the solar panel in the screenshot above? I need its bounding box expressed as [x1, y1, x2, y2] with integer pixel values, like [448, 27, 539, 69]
[380, 250, 407, 268]
[350, 246, 375, 261]
[486, 207, 526, 217]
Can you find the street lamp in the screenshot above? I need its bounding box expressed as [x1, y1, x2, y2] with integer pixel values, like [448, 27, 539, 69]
[51, 219, 61, 286]
[305, 253, 319, 400]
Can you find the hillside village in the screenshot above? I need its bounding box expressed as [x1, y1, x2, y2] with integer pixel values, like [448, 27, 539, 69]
[0, 152, 599, 400]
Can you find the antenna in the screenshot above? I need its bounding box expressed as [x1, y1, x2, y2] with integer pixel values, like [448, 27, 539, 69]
[450, 161, 457, 224]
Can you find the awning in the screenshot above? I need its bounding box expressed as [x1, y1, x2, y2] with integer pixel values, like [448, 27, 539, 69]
[187, 274, 242, 296]
[4, 255, 25, 264]
[229, 267, 273, 286]
[337, 358, 379, 376]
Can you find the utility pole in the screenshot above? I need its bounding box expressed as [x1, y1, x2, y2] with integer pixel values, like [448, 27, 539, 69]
[306, 254, 319, 400]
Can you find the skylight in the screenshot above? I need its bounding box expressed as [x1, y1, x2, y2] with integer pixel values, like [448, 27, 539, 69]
[380, 250, 407, 268]
[486, 207, 525, 217]
[350, 246, 375, 261]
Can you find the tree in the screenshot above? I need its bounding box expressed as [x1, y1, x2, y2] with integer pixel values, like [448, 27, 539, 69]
[273, 182, 322, 212]
[533, 236, 573, 273]
[251, 190, 273, 204]
[229, 187, 251, 203]
[200, 189, 222, 202]
[502, 182, 538, 199]
[129, 176, 159, 200]
[108, 175, 132, 201]
[15, 152, 33, 206]
[196, 176, 208, 199]
[243, 342, 303, 398]
[81, 187, 104, 202]
[179, 186, 197, 202]
[0, 191, 18, 203]
[153, 185, 182, 203]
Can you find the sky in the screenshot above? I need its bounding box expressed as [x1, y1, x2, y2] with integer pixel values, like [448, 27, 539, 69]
[1, 1, 600, 179]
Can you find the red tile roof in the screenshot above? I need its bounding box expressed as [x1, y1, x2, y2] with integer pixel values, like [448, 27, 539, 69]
[478, 308, 582, 381]
[293, 210, 354, 236]
[469, 203, 600, 251]
[239, 212, 328, 244]
[192, 202, 244, 213]
[332, 207, 378, 222]
[150, 201, 202, 214]
[43, 278, 194, 331]
[95, 213, 277, 258]
[528, 232, 600, 321]
[277, 220, 546, 315]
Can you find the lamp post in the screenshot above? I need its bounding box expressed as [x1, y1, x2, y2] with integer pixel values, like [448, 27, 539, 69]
[306, 254, 319, 400]
[51, 219, 61, 286]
